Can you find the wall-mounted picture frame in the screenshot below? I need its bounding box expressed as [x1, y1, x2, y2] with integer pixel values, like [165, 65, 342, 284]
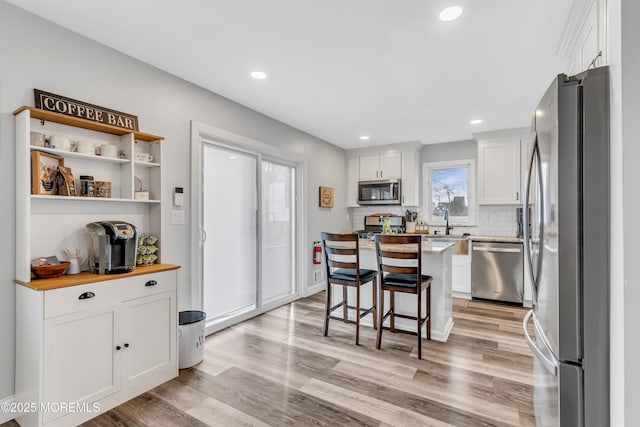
[319, 186, 334, 208]
[31, 150, 64, 195]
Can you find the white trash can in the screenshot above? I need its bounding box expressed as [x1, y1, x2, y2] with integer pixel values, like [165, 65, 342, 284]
[178, 310, 206, 369]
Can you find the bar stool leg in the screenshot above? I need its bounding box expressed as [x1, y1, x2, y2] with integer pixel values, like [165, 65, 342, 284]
[355, 284, 361, 345]
[324, 283, 331, 336]
[417, 288, 422, 360]
[372, 277, 378, 330]
[390, 291, 395, 332]
[343, 286, 348, 321]
[376, 288, 384, 349]
[427, 285, 431, 340]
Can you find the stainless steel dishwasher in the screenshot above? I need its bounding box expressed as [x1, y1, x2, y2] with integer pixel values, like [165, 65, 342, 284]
[471, 241, 523, 303]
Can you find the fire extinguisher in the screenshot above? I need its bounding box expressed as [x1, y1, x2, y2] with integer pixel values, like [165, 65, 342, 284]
[313, 241, 322, 265]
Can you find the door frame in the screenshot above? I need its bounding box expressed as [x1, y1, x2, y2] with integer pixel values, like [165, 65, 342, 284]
[189, 121, 305, 334]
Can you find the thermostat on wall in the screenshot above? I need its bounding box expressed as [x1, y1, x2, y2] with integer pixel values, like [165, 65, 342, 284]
[174, 187, 184, 206]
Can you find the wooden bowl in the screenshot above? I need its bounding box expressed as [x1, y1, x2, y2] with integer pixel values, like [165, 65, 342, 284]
[31, 261, 70, 279]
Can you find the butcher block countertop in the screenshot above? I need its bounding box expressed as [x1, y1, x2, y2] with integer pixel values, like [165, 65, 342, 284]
[15, 263, 181, 291]
[328, 238, 455, 254]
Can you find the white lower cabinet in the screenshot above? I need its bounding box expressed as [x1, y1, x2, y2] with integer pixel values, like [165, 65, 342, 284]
[15, 269, 178, 427]
[451, 254, 471, 297]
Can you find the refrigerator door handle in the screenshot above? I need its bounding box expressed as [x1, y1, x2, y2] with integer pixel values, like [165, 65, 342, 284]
[523, 309, 558, 376]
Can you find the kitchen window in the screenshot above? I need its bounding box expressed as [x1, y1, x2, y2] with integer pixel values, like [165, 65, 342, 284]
[423, 159, 475, 225]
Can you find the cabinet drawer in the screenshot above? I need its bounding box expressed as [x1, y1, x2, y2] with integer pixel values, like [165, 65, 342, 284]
[44, 271, 177, 319]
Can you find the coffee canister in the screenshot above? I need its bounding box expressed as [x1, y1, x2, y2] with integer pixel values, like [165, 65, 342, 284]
[95, 181, 111, 198]
[79, 175, 95, 197]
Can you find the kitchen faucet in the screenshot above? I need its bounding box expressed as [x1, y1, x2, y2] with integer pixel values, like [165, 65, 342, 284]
[444, 208, 453, 235]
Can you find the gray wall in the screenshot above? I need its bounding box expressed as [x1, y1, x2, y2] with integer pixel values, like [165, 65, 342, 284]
[421, 139, 477, 164]
[0, 1, 349, 402]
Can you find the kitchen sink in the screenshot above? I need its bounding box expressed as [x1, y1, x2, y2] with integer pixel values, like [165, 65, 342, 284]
[422, 235, 469, 255]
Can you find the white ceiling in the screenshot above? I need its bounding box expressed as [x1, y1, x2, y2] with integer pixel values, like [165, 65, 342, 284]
[8, 0, 572, 149]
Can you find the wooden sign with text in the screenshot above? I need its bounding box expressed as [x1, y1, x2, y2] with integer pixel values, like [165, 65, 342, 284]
[34, 89, 139, 131]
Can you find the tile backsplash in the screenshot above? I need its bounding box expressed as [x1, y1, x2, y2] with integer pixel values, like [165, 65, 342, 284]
[349, 204, 519, 237]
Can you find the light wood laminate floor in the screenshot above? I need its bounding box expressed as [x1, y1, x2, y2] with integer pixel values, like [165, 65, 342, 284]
[3, 295, 535, 427]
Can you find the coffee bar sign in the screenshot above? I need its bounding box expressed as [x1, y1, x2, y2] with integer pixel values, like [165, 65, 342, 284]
[34, 89, 139, 131]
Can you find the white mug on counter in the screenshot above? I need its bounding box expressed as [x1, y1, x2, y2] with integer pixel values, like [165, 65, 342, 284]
[135, 152, 153, 162]
[97, 143, 118, 158]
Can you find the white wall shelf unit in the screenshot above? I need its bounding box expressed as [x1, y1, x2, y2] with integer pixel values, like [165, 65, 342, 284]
[15, 106, 165, 283]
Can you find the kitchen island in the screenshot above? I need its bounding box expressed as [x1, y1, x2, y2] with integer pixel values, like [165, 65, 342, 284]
[329, 238, 454, 342]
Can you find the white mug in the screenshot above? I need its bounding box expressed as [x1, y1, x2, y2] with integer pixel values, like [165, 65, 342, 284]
[48, 135, 71, 150]
[98, 144, 118, 158]
[135, 153, 153, 162]
[77, 140, 95, 155]
[30, 132, 46, 147]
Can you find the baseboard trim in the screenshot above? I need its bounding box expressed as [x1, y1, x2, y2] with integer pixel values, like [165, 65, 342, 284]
[0, 395, 16, 424]
[304, 282, 324, 297]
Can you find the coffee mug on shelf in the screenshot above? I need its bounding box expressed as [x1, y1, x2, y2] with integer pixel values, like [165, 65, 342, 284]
[97, 144, 118, 158]
[135, 153, 153, 162]
[48, 135, 72, 150]
[30, 132, 46, 147]
[77, 140, 95, 155]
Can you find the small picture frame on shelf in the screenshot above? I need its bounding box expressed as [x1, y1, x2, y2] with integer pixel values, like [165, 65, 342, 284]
[319, 186, 334, 208]
[31, 150, 64, 195]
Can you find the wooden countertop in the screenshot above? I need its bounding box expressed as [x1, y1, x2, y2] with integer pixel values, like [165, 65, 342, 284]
[326, 239, 454, 254]
[15, 263, 181, 291]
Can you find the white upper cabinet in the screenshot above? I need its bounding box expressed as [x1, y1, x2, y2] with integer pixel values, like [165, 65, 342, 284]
[477, 139, 521, 205]
[401, 151, 419, 206]
[359, 152, 401, 180]
[560, 0, 607, 75]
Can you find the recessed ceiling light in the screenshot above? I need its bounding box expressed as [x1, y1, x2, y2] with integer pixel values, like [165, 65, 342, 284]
[229, 155, 237, 160]
[439, 6, 463, 21]
[359, 136, 370, 140]
[250, 71, 267, 80]
[470, 119, 483, 124]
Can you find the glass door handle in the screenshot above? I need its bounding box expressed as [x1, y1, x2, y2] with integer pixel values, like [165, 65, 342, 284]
[523, 310, 558, 376]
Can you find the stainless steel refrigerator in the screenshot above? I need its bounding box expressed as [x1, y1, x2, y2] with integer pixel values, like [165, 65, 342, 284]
[523, 66, 609, 426]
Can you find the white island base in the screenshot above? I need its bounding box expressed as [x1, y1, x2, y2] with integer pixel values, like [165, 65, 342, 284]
[329, 239, 454, 342]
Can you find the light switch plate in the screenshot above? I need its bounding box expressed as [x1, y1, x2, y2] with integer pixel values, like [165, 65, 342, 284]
[171, 210, 185, 225]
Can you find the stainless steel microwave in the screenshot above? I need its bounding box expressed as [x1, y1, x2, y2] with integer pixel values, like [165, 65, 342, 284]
[358, 179, 402, 205]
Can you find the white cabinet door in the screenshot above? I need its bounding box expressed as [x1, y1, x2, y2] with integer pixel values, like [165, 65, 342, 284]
[379, 152, 401, 179]
[122, 291, 176, 389]
[359, 155, 380, 181]
[401, 151, 418, 206]
[451, 254, 471, 295]
[478, 140, 521, 204]
[43, 305, 121, 424]
[347, 157, 360, 207]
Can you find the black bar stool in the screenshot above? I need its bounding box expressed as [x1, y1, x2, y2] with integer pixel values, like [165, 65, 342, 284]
[374, 234, 431, 359]
[321, 232, 377, 345]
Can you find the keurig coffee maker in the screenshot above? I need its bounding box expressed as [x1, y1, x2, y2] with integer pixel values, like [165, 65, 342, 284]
[86, 221, 138, 274]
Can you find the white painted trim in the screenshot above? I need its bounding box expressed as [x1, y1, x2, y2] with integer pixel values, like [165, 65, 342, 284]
[0, 395, 16, 424]
[305, 282, 325, 298]
[472, 127, 530, 142]
[190, 120, 304, 330]
[422, 159, 476, 226]
[345, 140, 423, 158]
[557, 0, 597, 58]
[452, 291, 472, 300]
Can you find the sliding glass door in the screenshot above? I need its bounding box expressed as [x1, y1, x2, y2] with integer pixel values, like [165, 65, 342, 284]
[202, 145, 258, 321]
[200, 142, 297, 332]
[261, 160, 296, 304]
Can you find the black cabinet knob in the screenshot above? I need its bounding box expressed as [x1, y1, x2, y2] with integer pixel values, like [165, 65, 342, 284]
[145, 280, 157, 287]
[78, 291, 95, 300]
[124, 343, 129, 348]
[115, 345, 122, 351]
